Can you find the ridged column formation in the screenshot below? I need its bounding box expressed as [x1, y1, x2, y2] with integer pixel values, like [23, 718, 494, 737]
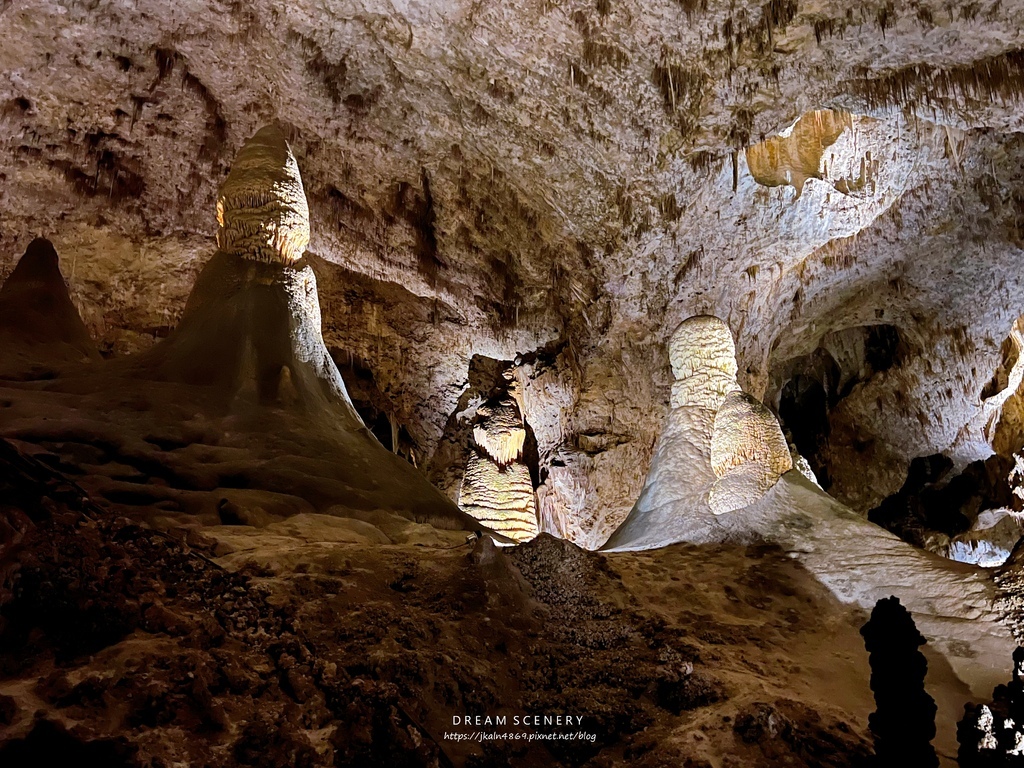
[668, 314, 742, 410]
[459, 394, 538, 543]
[215, 125, 310, 265]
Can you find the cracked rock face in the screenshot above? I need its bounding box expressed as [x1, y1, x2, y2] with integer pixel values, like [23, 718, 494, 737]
[3, 0, 1024, 547]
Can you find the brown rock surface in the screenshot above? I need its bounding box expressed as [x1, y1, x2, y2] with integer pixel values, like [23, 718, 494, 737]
[0, 438, 885, 767]
[4, 1, 1024, 544]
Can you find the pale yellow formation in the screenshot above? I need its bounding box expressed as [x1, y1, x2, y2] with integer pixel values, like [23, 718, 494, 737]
[215, 125, 310, 264]
[668, 315, 741, 410]
[473, 396, 527, 466]
[745, 109, 854, 194]
[459, 455, 538, 540]
[709, 391, 793, 515]
[459, 395, 538, 542]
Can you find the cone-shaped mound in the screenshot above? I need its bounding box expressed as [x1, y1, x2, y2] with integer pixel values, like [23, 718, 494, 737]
[93, 125, 486, 534]
[602, 314, 739, 551]
[602, 316, 1015, 727]
[0, 237, 97, 377]
[130, 125, 357, 418]
[130, 251, 363, 421]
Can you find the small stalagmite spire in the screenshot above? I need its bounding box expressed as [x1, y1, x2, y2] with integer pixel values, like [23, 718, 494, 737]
[215, 124, 310, 265]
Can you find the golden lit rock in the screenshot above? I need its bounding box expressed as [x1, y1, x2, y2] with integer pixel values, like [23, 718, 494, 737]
[459, 394, 538, 542]
[215, 125, 310, 265]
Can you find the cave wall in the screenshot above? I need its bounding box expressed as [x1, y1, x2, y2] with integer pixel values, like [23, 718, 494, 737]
[4, 0, 1024, 545]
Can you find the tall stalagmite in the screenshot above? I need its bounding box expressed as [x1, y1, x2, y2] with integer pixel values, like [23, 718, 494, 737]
[129, 125, 361, 416]
[0, 238, 97, 377]
[861, 596, 939, 768]
[459, 391, 539, 542]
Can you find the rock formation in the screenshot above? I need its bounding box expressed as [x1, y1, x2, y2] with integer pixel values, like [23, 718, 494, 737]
[459, 389, 539, 542]
[5, 2, 1024, 763]
[709, 391, 793, 515]
[126, 125, 359, 416]
[604, 313, 1017, 741]
[860, 596, 939, 768]
[0, 125, 485, 535]
[996, 539, 1024, 644]
[0, 238, 97, 377]
[604, 315, 790, 547]
[959, 647, 1024, 766]
[4, 1, 1024, 547]
[668, 314, 742, 411]
[214, 125, 310, 266]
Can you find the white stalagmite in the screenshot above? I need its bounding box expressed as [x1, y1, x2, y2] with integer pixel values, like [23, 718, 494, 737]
[604, 314, 1018, 733]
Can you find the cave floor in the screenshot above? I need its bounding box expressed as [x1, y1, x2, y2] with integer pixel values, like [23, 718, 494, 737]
[2, 434, 977, 768]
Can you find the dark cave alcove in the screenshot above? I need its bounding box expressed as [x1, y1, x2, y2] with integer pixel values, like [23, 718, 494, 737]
[868, 453, 1020, 547]
[0, 720, 135, 768]
[522, 417, 541, 489]
[330, 348, 419, 463]
[773, 323, 909, 493]
[779, 373, 833, 488]
[863, 323, 904, 374]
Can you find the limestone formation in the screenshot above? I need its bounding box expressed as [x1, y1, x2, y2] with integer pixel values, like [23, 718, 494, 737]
[23, 123, 489, 535]
[606, 314, 789, 543]
[0, 238, 97, 374]
[668, 315, 741, 411]
[215, 125, 310, 265]
[995, 537, 1024, 645]
[473, 397, 527, 467]
[458, 394, 538, 542]
[861, 596, 939, 768]
[5, 1, 1024, 547]
[744, 110, 857, 195]
[604, 313, 1018, 741]
[709, 391, 793, 515]
[129, 126, 359, 417]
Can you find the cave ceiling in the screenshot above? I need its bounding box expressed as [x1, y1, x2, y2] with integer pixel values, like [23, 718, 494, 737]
[2, 0, 1024, 545]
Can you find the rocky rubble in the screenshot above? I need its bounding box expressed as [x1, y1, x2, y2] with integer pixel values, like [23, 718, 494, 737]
[0, 436, 879, 767]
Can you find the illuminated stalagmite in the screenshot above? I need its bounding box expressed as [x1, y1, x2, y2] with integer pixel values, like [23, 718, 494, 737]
[667, 314, 741, 411]
[129, 125, 361, 415]
[709, 391, 792, 515]
[604, 314, 795, 535]
[605, 316, 1017, 725]
[459, 393, 539, 542]
[102, 124, 485, 532]
[215, 125, 311, 265]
